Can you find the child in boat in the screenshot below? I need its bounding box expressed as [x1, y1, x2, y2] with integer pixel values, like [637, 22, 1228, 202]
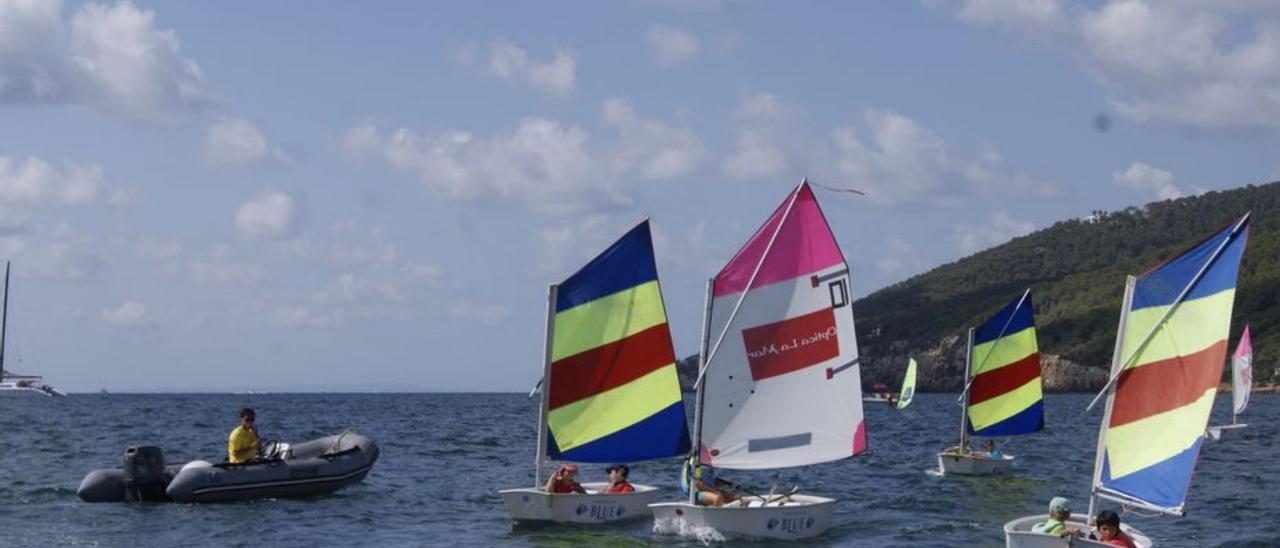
[690, 462, 738, 506]
[1091, 510, 1137, 547]
[227, 407, 261, 463]
[543, 464, 586, 494]
[1031, 497, 1072, 535]
[984, 439, 1003, 459]
[602, 464, 634, 494]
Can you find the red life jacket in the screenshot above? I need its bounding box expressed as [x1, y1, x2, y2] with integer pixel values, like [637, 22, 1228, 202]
[550, 477, 584, 494]
[603, 481, 634, 494]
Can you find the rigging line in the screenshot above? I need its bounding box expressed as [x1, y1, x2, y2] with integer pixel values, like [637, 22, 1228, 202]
[807, 180, 866, 196]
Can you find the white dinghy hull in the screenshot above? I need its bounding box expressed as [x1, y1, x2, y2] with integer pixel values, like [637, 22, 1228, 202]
[1004, 515, 1151, 548]
[1205, 423, 1247, 441]
[649, 494, 834, 540]
[499, 482, 660, 523]
[936, 452, 1014, 476]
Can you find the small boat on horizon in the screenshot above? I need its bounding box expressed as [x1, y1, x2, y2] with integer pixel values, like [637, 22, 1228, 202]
[0, 262, 65, 398]
[1207, 324, 1252, 440]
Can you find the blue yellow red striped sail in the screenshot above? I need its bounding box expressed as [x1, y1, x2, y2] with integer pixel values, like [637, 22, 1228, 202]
[966, 291, 1044, 437]
[1098, 214, 1250, 510]
[543, 220, 691, 462]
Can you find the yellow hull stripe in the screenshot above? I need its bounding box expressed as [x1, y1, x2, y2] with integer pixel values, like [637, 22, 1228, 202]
[970, 326, 1038, 375]
[552, 280, 666, 363]
[546, 364, 681, 451]
[968, 377, 1042, 431]
[1106, 388, 1216, 478]
[1122, 289, 1235, 371]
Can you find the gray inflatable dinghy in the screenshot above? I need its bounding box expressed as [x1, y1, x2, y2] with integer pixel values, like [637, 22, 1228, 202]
[78, 431, 378, 503]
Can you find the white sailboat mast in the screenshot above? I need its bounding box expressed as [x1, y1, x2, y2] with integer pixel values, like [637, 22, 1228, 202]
[689, 278, 715, 504]
[958, 328, 973, 450]
[1088, 275, 1136, 523]
[533, 284, 558, 488]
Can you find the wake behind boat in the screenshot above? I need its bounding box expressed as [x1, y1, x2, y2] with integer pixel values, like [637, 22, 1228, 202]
[1004, 213, 1251, 547]
[649, 180, 866, 540]
[499, 220, 691, 524]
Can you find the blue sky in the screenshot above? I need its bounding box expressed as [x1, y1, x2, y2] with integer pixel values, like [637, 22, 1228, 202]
[1, 0, 1277, 391]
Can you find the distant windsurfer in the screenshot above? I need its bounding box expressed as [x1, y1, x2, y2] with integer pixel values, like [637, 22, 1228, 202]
[227, 407, 261, 463]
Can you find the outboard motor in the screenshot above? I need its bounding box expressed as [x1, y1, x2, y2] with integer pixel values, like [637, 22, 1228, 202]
[123, 446, 168, 502]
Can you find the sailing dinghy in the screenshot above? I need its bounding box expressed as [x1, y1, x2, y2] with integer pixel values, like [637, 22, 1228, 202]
[863, 357, 916, 408]
[938, 290, 1042, 476]
[649, 180, 865, 540]
[1206, 325, 1251, 440]
[0, 262, 65, 397]
[1004, 214, 1250, 547]
[499, 220, 691, 523]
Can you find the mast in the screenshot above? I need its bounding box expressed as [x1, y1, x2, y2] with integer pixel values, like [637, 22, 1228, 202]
[958, 328, 973, 451]
[689, 278, 715, 504]
[532, 284, 558, 488]
[0, 262, 8, 377]
[1088, 276, 1137, 524]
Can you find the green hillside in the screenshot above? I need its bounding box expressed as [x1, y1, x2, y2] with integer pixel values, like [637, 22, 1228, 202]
[855, 181, 1280, 390]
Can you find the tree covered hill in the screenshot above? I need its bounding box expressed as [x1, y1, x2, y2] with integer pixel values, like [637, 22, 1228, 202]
[855, 180, 1280, 391]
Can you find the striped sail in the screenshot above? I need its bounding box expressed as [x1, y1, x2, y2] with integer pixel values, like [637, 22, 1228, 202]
[1097, 215, 1250, 511]
[698, 182, 866, 470]
[543, 220, 691, 462]
[1232, 325, 1252, 417]
[966, 292, 1044, 437]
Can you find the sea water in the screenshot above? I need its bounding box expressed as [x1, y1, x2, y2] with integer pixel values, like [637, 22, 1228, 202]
[1, 393, 1275, 547]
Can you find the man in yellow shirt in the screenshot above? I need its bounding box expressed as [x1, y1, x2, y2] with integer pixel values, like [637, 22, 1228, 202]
[227, 407, 261, 463]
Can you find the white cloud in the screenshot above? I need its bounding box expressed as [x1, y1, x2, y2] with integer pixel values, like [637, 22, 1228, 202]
[270, 304, 338, 328]
[950, 211, 1037, 255]
[235, 189, 296, 241]
[202, 118, 288, 166]
[646, 25, 700, 66]
[954, 0, 1065, 29]
[602, 98, 703, 179]
[0, 0, 213, 119]
[345, 100, 699, 212]
[480, 38, 576, 98]
[188, 258, 264, 285]
[938, 1, 1280, 128]
[722, 93, 799, 180]
[1113, 161, 1183, 201]
[832, 109, 1051, 203]
[448, 301, 511, 325]
[101, 300, 148, 326]
[876, 238, 924, 276]
[0, 154, 117, 231]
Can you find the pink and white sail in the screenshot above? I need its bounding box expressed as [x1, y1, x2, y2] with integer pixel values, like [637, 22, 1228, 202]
[698, 181, 866, 470]
[1232, 325, 1252, 417]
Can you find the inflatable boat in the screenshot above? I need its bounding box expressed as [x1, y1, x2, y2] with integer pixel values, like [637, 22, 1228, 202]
[78, 432, 378, 503]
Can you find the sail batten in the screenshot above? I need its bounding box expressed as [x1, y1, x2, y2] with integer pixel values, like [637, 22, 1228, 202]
[698, 182, 865, 470]
[542, 220, 691, 463]
[1096, 214, 1250, 510]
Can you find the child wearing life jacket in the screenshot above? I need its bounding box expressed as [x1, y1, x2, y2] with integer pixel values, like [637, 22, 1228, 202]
[542, 464, 586, 494]
[1091, 510, 1137, 547]
[602, 464, 634, 494]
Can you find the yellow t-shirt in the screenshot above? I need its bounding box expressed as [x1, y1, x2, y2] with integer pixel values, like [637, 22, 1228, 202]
[227, 425, 258, 463]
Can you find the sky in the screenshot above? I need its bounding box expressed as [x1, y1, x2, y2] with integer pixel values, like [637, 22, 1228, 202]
[1, 0, 1277, 392]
